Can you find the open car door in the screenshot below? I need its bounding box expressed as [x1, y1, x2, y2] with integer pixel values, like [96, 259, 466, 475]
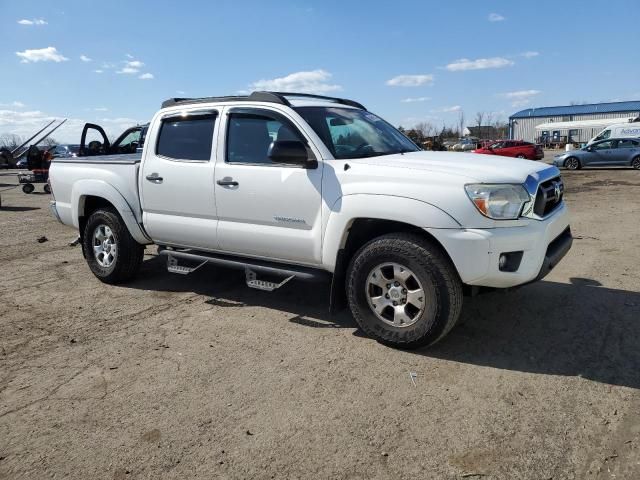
[79, 123, 110, 157]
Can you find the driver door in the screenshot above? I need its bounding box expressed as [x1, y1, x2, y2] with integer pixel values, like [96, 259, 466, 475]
[589, 140, 615, 165]
[214, 107, 323, 265]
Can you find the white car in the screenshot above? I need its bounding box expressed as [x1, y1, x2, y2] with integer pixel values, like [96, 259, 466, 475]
[49, 91, 572, 348]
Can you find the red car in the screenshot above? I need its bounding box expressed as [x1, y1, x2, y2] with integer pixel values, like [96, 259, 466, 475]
[473, 140, 544, 160]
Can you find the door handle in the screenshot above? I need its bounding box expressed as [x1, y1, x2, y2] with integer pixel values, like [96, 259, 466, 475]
[146, 173, 163, 183]
[217, 179, 239, 186]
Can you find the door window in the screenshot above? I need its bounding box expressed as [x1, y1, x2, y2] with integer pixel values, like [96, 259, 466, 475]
[592, 140, 613, 150]
[156, 114, 216, 161]
[115, 129, 141, 154]
[618, 139, 639, 149]
[226, 110, 306, 165]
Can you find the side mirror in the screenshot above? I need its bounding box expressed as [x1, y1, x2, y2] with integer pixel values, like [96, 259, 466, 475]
[268, 140, 314, 167]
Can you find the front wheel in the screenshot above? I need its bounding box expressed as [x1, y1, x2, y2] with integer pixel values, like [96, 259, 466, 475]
[22, 184, 34, 194]
[632, 156, 640, 170]
[346, 233, 463, 349]
[82, 208, 144, 284]
[564, 157, 581, 170]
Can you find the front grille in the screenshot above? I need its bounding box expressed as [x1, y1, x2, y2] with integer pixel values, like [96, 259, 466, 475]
[533, 176, 564, 217]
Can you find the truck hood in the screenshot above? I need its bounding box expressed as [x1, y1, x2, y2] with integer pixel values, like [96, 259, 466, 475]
[349, 151, 552, 184]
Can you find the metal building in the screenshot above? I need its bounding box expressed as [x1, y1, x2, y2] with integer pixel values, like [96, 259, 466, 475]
[509, 101, 640, 145]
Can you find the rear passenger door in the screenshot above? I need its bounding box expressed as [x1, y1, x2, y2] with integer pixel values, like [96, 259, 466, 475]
[614, 139, 640, 165]
[140, 109, 220, 249]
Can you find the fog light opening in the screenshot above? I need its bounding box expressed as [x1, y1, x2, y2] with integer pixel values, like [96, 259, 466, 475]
[499, 251, 524, 272]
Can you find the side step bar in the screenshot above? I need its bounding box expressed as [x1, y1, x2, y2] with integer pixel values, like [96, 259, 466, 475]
[157, 247, 330, 291]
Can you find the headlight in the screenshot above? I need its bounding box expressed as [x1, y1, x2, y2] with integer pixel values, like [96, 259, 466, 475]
[464, 184, 530, 220]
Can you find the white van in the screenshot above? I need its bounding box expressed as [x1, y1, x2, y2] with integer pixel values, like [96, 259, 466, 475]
[589, 119, 640, 144]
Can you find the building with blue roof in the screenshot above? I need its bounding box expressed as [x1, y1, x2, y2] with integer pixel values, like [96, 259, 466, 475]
[509, 101, 640, 144]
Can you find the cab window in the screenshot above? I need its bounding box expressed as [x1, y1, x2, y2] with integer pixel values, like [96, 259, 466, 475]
[156, 114, 216, 161]
[226, 109, 306, 165]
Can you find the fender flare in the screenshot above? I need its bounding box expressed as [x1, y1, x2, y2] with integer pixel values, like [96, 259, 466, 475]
[71, 179, 151, 244]
[322, 194, 461, 271]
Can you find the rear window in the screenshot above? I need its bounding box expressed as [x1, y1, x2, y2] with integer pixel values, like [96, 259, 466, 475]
[156, 114, 216, 161]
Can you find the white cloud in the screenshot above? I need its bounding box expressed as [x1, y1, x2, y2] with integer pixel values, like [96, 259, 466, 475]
[0, 109, 143, 144]
[93, 69, 103, 74]
[17, 18, 47, 25]
[520, 51, 540, 58]
[117, 60, 144, 74]
[138, 73, 154, 80]
[386, 74, 434, 87]
[16, 46, 68, 63]
[94, 107, 108, 112]
[176, 90, 186, 95]
[249, 69, 341, 94]
[125, 53, 134, 59]
[432, 105, 462, 113]
[499, 89, 541, 107]
[445, 57, 514, 71]
[80, 55, 92, 62]
[401, 97, 431, 103]
[488, 13, 505, 22]
[0, 101, 25, 108]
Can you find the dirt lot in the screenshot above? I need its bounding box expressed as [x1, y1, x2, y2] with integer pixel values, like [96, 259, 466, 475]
[1, 164, 639, 480]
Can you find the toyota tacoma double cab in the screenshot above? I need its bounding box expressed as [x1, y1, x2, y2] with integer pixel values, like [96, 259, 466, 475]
[48, 91, 572, 348]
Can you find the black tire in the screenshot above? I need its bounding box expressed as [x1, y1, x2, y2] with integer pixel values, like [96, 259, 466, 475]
[564, 157, 581, 170]
[82, 207, 144, 284]
[44, 184, 51, 194]
[632, 156, 640, 170]
[346, 233, 463, 349]
[22, 184, 34, 194]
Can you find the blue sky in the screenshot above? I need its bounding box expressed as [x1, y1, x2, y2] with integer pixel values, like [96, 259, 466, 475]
[1, 0, 639, 143]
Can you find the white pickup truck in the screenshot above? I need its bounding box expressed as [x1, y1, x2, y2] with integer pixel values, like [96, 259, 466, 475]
[49, 91, 572, 348]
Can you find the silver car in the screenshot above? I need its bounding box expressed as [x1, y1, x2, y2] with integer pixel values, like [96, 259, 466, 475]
[554, 138, 640, 170]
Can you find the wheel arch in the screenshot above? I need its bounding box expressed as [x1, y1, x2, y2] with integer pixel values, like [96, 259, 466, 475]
[72, 180, 150, 245]
[328, 217, 460, 313]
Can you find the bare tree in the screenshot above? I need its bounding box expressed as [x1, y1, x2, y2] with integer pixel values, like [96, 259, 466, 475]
[414, 121, 435, 138]
[0, 133, 24, 150]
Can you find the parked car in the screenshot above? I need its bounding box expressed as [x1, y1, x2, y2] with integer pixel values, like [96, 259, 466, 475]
[473, 140, 544, 160]
[49, 91, 572, 349]
[453, 139, 478, 151]
[554, 138, 640, 170]
[588, 119, 640, 145]
[15, 157, 28, 169]
[49, 144, 80, 158]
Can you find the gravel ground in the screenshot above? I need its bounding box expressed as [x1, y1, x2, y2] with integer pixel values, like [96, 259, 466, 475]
[1, 164, 639, 480]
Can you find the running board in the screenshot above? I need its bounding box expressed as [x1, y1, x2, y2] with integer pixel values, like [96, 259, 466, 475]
[157, 247, 329, 290]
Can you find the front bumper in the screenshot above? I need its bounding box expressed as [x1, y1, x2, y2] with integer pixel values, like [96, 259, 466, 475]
[426, 202, 572, 288]
[49, 200, 63, 224]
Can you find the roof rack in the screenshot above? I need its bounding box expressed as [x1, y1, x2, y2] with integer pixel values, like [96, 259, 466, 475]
[161, 91, 366, 111]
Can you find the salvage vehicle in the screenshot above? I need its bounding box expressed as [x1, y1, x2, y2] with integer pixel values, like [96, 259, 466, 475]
[48, 91, 572, 348]
[554, 138, 640, 170]
[473, 140, 544, 160]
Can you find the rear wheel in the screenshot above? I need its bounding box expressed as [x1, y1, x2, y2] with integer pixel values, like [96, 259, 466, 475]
[516, 154, 526, 159]
[346, 233, 463, 349]
[22, 184, 34, 194]
[44, 184, 51, 194]
[564, 157, 581, 170]
[632, 156, 640, 170]
[82, 208, 144, 284]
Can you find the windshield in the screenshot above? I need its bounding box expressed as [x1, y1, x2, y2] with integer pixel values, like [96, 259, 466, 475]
[294, 106, 419, 159]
